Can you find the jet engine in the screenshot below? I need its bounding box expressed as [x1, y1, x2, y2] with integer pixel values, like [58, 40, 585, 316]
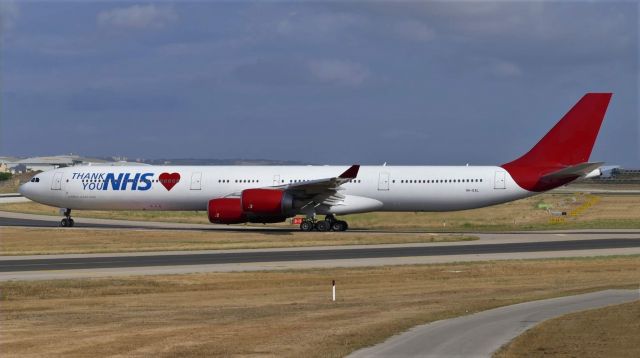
[207, 189, 294, 224]
[208, 198, 245, 224]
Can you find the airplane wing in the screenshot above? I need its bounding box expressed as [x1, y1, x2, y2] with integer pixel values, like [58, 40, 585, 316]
[540, 162, 603, 181]
[224, 165, 360, 207]
[277, 165, 359, 193]
[273, 165, 360, 208]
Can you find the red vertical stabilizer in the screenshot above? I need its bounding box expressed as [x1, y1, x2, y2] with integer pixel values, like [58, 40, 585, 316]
[501, 93, 612, 192]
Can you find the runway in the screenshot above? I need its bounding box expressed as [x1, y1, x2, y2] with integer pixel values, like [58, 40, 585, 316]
[2, 211, 640, 280]
[348, 289, 639, 358]
[2, 238, 640, 273]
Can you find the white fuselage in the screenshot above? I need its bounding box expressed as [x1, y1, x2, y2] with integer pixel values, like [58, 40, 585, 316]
[20, 165, 533, 215]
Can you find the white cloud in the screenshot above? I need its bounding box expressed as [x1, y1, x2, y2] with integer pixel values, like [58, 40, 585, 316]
[394, 20, 434, 42]
[308, 60, 370, 86]
[97, 4, 177, 30]
[275, 11, 365, 40]
[490, 60, 522, 77]
[0, 0, 20, 32]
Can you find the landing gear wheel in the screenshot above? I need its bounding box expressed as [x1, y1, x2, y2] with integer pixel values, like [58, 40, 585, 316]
[331, 220, 348, 232]
[60, 208, 74, 228]
[315, 220, 330, 232]
[300, 221, 314, 232]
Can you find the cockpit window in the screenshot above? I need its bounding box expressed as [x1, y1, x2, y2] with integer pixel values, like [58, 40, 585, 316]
[30, 177, 40, 183]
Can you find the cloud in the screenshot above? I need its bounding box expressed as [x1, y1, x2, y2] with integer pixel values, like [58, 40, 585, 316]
[394, 20, 434, 42]
[490, 60, 522, 77]
[308, 59, 370, 86]
[97, 4, 177, 30]
[275, 11, 364, 39]
[233, 58, 370, 87]
[233, 59, 313, 86]
[0, 0, 19, 32]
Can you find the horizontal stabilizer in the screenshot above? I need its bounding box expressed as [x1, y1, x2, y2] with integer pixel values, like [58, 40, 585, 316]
[540, 162, 603, 181]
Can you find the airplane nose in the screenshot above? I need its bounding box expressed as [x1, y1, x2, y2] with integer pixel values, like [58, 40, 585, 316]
[18, 182, 31, 198]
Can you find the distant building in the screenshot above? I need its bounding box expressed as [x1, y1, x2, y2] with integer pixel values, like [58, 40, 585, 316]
[10, 164, 27, 174]
[12, 155, 82, 172]
[0, 155, 107, 173]
[578, 165, 640, 184]
[599, 165, 621, 178]
[77, 160, 150, 167]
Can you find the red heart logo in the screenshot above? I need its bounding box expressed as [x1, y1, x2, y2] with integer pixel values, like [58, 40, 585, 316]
[159, 172, 180, 191]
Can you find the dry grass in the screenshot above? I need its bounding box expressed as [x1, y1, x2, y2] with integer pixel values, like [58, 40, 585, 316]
[495, 300, 640, 358]
[3, 193, 640, 230]
[0, 227, 475, 255]
[347, 193, 640, 230]
[0, 172, 34, 194]
[1, 257, 638, 357]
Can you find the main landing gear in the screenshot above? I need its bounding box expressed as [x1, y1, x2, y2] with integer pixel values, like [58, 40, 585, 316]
[60, 208, 75, 227]
[299, 215, 348, 232]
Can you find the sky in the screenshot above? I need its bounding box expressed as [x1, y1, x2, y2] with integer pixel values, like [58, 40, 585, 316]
[0, 1, 638, 166]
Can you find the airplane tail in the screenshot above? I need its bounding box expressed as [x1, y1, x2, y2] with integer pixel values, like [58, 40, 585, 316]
[501, 93, 612, 192]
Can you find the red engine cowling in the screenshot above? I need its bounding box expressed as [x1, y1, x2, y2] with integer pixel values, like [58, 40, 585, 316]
[208, 189, 293, 224]
[241, 189, 293, 215]
[208, 198, 245, 224]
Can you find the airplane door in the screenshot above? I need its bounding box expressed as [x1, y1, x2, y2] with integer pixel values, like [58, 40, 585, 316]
[494, 171, 506, 189]
[51, 172, 63, 190]
[273, 175, 280, 186]
[378, 172, 390, 191]
[190, 172, 202, 190]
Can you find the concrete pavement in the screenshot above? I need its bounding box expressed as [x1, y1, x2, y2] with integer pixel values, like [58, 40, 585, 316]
[348, 289, 640, 358]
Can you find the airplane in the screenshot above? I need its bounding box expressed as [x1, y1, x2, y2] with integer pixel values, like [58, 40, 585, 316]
[19, 93, 611, 231]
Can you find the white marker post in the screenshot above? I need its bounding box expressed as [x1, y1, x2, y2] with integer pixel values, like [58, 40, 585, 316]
[332, 280, 336, 302]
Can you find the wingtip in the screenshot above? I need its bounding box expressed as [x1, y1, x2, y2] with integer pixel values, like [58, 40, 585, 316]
[339, 164, 360, 178]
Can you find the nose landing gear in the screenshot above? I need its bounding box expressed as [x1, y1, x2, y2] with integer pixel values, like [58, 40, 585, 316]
[60, 208, 74, 227]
